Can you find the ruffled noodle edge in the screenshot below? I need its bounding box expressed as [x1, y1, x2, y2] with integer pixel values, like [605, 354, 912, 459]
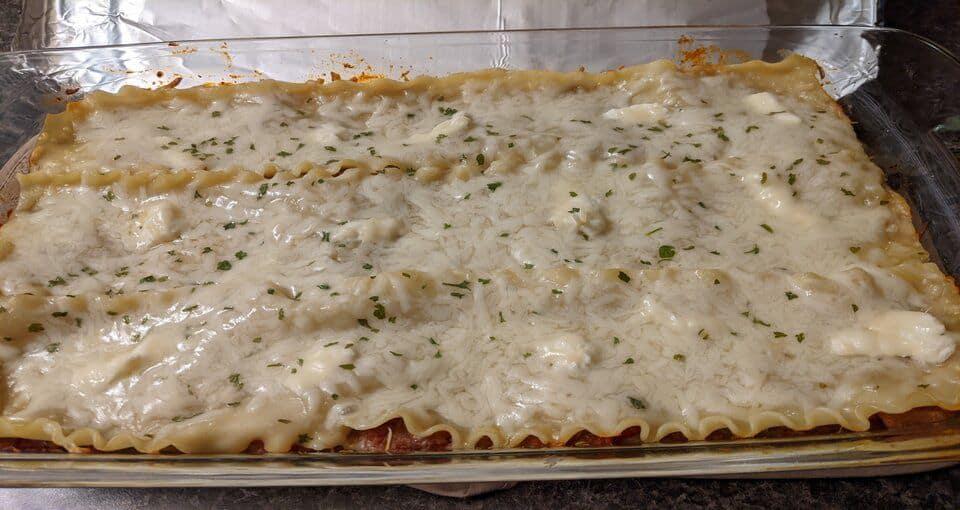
[4, 392, 958, 454]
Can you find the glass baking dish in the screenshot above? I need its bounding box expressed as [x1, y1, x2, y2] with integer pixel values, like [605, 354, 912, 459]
[0, 25, 959, 487]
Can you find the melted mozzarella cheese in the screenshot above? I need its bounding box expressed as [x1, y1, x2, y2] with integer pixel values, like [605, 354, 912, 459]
[603, 103, 668, 124]
[2, 59, 958, 453]
[830, 311, 956, 364]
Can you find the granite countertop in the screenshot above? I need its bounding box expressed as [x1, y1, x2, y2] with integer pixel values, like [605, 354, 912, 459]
[0, 1, 958, 508]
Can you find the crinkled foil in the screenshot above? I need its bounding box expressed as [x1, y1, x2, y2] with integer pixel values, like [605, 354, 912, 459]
[14, 0, 878, 50]
[6, 1, 882, 100]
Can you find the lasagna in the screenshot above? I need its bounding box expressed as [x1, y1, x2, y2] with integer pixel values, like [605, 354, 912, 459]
[0, 55, 957, 453]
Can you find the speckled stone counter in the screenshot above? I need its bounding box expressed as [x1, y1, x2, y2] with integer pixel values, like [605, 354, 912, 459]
[0, 1, 958, 507]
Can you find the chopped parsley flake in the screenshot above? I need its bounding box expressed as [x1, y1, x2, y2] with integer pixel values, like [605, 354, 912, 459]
[487, 181, 502, 192]
[658, 245, 676, 259]
[357, 319, 378, 332]
[785, 291, 798, 300]
[628, 397, 646, 410]
[217, 260, 232, 271]
[617, 271, 631, 283]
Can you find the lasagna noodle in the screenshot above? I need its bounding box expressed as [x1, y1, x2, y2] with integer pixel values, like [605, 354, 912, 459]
[0, 55, 958, 453]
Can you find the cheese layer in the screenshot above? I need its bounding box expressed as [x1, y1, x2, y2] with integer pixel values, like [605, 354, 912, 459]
[2, 56, 959, 453]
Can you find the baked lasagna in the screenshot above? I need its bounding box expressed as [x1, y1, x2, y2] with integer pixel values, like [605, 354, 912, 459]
[0, 55, 957, 454]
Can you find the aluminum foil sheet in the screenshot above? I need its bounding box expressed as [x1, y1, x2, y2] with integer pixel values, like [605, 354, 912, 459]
[6, 1, 882, 110]
[14, 0, 878, 50]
